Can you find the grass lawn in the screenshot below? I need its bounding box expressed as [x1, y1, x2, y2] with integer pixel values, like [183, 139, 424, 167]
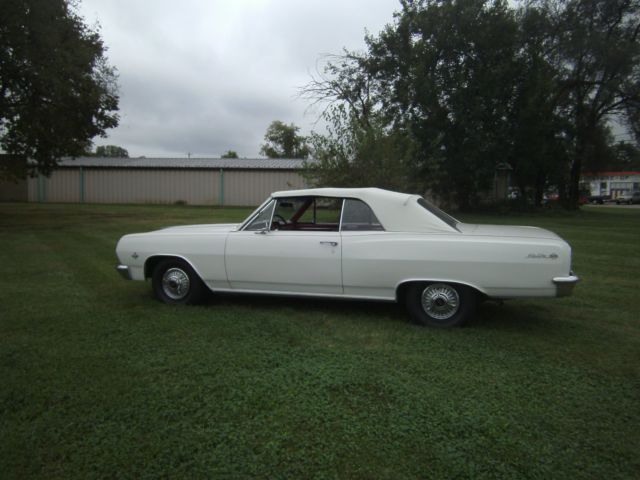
[0, 202, 639, 479]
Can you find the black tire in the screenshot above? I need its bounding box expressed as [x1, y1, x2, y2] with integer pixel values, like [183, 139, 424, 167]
[152, 258, 207, 305]
[404, 282, 477, 327]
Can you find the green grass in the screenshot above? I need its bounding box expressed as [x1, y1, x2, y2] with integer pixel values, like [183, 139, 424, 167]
[1, 202, 639, 479]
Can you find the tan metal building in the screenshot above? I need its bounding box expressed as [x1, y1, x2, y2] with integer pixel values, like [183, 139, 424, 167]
[24, 157, 307, 206]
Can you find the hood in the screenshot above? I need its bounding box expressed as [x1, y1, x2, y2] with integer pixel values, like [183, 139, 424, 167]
[155, 223, 239, 234]
[457, 223, 561, 240]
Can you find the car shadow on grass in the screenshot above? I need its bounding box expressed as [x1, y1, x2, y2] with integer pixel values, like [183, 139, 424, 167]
[196, 291, 561, 332]
[136, 284, 562, 332]
[204, 292, 406, 323]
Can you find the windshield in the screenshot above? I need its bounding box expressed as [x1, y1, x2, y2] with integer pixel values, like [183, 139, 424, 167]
[417, 198, 459, 230]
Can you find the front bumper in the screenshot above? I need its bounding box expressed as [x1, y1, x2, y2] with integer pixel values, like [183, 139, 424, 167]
[553, 273, 580, 297]
[116, 264, 132, 280]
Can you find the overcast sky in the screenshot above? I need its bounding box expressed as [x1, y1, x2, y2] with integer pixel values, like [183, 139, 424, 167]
[78, 0, 400, 158]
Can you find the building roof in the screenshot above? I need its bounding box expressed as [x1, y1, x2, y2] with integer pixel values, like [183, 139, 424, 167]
[271, 187, 458, 233]
[56, 157, 307, 170]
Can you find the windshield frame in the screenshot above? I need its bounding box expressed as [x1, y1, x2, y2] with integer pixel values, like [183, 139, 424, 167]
[238, 197, 274, 231]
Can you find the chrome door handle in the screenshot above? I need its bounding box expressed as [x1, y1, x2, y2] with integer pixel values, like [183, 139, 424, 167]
[320, 241, 338, 246]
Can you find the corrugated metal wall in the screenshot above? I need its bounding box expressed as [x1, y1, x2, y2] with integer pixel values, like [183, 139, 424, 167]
[224, 170, 305, 205]
[83, 169, 220, 204]
[27, 170, 81, 203]
[26, 168, 306, 206]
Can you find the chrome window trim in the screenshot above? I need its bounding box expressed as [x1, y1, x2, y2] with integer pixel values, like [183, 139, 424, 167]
[338, 198, 346, 232]
[267, 197, 276, 231]
[240, 198, 275, 232]
[238, 197, 273, 231]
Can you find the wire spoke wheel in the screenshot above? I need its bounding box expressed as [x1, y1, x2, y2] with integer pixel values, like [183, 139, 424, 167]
[405, 282, 476, 327]
[152, 259, 206, 305]
[161, 267, 191, 300]
[420, 283, 460, 320]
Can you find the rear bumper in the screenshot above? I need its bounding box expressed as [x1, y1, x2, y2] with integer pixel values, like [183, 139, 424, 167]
[116, 264, 132, 280]
[553, 273, 579, 297]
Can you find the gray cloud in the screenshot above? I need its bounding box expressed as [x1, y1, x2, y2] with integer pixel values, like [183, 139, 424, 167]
[79, 0, 399, 157]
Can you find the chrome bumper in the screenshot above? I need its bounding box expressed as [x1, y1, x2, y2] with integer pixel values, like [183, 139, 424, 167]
[116, 264, 132, 280]
[553, 273, 580, 297]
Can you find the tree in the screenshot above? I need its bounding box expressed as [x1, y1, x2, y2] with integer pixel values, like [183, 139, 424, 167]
[304, 105, 414, 190]
[95, 145, 128, 157]
[366, 0, 523, 210]
[301, 53, 415, 190]
[302, 0, 639, 209]
[506, 5, 570, 206]
[535, 0, 640, 207]
[260, 121, 310, 159]
[221, 150, 239, 158]
[0, 0, 119, 179]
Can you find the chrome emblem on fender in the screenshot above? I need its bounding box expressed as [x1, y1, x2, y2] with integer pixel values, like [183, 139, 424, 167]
[527, 253, 558, 259]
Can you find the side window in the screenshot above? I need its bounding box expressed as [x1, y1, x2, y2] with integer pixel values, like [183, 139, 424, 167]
[271, 196, 341, 231]
[341, 199, 384, 231]
[311, 197, 342, 226]
[244, 200, 275, 231]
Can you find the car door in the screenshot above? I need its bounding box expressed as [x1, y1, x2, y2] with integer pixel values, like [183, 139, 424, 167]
[225, 197, 343, 294]
[339, 198, 395, 299]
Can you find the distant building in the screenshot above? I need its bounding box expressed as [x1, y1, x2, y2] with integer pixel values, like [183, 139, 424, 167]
[13, 157, 308, 206]
[583, 171, 640, 199]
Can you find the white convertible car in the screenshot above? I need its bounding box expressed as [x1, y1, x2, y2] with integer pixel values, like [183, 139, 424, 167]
[116, 188, 579, 327]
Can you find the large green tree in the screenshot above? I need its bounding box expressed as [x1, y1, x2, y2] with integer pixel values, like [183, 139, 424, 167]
[302, 0, 640, 210]
[537, 0, 640, 207]
[368, 0, 523, 209]
[305, 105, 415, 190]
[0, 0, 119, 179]
[301, 52, 417, 191]
[260, 121, 310, 159]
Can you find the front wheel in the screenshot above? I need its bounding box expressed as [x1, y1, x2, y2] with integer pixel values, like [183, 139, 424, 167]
[404, 282, 477, 327]
[152, 258, 207, 305]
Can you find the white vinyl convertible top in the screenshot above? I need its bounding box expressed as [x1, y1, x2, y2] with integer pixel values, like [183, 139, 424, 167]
[271, 187, 459, 233]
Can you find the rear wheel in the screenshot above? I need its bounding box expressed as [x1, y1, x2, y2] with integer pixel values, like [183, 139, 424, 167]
[405, 282, 477, 327]
[152, 258, 206, 305]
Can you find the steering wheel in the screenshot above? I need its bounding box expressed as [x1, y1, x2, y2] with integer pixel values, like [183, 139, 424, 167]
[272, 214, 287, 227]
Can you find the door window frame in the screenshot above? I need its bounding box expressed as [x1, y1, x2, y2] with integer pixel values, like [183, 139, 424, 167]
[240, 196, 385, 233]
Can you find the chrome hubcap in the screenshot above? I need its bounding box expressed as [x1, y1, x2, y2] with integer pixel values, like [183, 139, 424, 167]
[421, 284, 460, 320]
[162, 267, 190, 300]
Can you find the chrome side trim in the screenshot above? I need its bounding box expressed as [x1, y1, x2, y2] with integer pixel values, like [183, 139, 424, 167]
[552, 274, 580, 297]
[203, 286, 396, 302]
[143, 254, 209, 285]
[116, 264, 132, 280]
[394, 278, 489, 300]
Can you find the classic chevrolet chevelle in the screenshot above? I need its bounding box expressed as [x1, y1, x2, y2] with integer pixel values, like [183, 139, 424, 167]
[116, 188, 579, 327]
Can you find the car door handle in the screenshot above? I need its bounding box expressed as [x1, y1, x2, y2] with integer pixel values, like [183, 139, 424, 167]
[320, 241, 338, 246]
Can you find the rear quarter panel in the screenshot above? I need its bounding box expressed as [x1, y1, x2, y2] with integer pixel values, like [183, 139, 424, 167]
[340, 232, 572, 299]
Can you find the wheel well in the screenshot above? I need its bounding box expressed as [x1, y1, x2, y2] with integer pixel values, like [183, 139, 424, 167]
[395, 280, 485, 303]
[144, 255, 185, 279]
